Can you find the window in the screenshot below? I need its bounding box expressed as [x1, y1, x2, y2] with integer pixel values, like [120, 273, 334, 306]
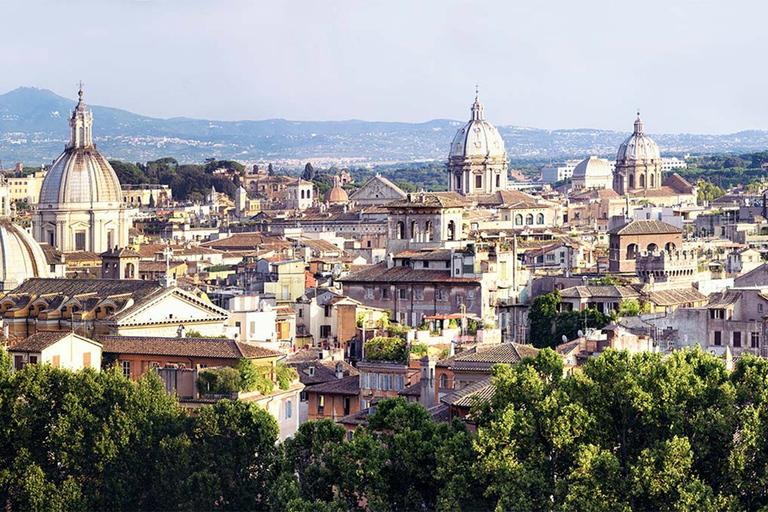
[317, 395, 325, 415]
[344, 396, 351, 416]
[75, 231, 86, 251]
[475, 175, 482, 189]
[347, 430, 354, 441]
[752, 332, 760, 348]
[122, 360, 130, 377]
[447, 220, 456, 241]
[495, 174, 501, 188]
[365, 287, 373, 300]
[436, 289, 446, 301]
[396, 221, 405, 239]
[526, 214, 534, 225]
[760, 304, 764, 313]
[423, 261, 429, 268]
[320, 325, 331, 338]
[381, 288, 389, 300]
[733, 332, 742, 348]
[29, 356, 37, 364]
[714, 331, 722, 346]
[467, 290, 475, 300]
[536, 213, 545, 225]
[324, 305, 332, 317]
[515, 214, 523, 226]
[440, 373, 449, 389]
[414, 287, 424, 300]
[52, 355, 60, 368]
[83, 352, 91, 368]
[285, 399, 293, 420]
[14, 355, 23, 370]
[399, 288, 407, 300]
[308, 367, 315, 377]
[710, 309, 724, 320]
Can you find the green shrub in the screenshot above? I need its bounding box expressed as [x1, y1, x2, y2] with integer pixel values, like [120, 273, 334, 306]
[364, 336, 408, 363]
[237, 359, 274, 395]
[197, 367, 240, 396]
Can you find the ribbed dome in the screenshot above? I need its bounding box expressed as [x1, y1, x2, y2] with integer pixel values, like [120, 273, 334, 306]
[449, 96, 507, 161]
[573, 156, 612, 179]
[617, 113, 660, 163]
[327, 183, 349, 204]
[0, 219, 50, 290]
[39, 149, 123, 205]
[38, 89, 123, 207]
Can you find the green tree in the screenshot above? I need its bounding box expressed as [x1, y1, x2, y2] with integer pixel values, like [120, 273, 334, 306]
[301, 162, 315, 181]
[529, 291, 560, 348]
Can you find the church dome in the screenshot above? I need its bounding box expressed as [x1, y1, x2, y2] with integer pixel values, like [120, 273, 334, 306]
[0, 219, 50, 290]
[573, 156, 612, 179]
[449, 95, 507, 161]
[616, 113, 660, 163]
[38, 89, 123, 207]
[327, 176, 349, 204]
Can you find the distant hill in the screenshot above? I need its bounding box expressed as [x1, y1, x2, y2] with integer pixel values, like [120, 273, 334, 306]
[1, 87, 768, 167]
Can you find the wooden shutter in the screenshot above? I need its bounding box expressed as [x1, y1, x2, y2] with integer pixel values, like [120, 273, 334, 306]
[83, 352, 91, 368]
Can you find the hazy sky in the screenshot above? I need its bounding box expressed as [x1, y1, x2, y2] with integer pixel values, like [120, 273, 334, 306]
[1, 0, 764, 134]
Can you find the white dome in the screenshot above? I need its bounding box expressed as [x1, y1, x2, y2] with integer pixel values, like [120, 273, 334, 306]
[0, 219, 50, 290]
[617, 114, 660, 163]
[39, 150, 123, 205]
[38, 89, 123, 207]
[449, 97, 507, 161]
[573, 156, 612, 179]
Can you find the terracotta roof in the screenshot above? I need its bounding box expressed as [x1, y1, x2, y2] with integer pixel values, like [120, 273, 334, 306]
[559, 285, 640, 299]
[662, 173, 694, 193]
[646, 287, 707, 306]
[394, 249, 453, 261]
[100, 247, 140, 259]
[63, 251, 101, 263]
[201, 233, 290, 252]
[306, 375, 360, 396]
[428, 404, 451, 423]
[398, 379, 426, 397]
[608, 220, 682, 236]
[338, 408, 371, 427]
[706, 291, 741, 309]
[99, 336, 280, 359]
[441, 377, 495, 408]
[386, 193, 465, 209]
[9, 331, 89, 352]
[451, 343, 538, 366]
[341, 262, 480, 284]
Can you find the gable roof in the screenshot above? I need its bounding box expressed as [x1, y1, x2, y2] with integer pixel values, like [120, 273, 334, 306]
[348, 175, 407, 202]
[448, 343, 539, 371]
[441, 377, 495, 408]
[99, 336, 280, 360]
[608, 219, 682, 236]
[662, 173, 694, 193]
[386, 193, 466, 209]
[341, 262, 480, 284]
[735, 263, 768, 287]
[9, 331, 100, 352]
[305, 375, 360, 396]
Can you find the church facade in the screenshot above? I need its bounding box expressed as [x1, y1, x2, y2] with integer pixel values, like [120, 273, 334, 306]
[33, 88, 129, 253]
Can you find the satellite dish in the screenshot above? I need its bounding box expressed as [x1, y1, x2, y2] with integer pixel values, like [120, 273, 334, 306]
[577, 330, 584, 338]
[562, 335, 568, 343]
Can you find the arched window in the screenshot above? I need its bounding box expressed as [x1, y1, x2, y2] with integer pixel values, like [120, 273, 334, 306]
[440, 374, 449, 389]
[455, 175, 461, 190]
[495, 174, 501, 188]
[647, 243, 658, 252]
[650, 174, 655, 188]
[665, 242, 676, 252]
[626, 243, 638, 260]
[447, 221, 456, 241]
[629, 174, 635, 189]
[515, 214, 523, 226]
[411, 221, 418, 241]
[639, 174, 645, 188]
[396, 221, 404, 240]
[526, 214, 534, 225]
[425, 220, 433, 242]
[536, 213, 545, 225]
[125, 262, 135, 279]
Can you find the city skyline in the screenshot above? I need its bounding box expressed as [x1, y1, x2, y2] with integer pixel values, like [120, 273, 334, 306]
[0, 1, 765, 135]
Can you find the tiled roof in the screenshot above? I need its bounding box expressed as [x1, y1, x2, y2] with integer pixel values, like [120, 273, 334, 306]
[394, 249, 453, 261]
[398, 380, 425, 397]
[647, 287, 707, 306]
[663, 173, 694, 193]
[306, 375, 360, 396]
[99, 336, 280, 359]
[441, 377, 495, 408]
[386, 193, 466, 209]
[201, 233, 290, 251]
[63, 251, 101, 263]
[8, 331, 78, 352]
[559, 285, 640, 299]
[428, 404, 451, 423]
[338, 408, 371, 426]
[706, 291, 741, 309]
[608, 220, 682, 236]
[451, 343, 538, 366]
[287, 358, 359, 386]
[340, 262, 480, 284]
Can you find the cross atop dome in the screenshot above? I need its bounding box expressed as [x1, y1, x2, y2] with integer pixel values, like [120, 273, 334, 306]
[634, 110, 644, 134]
[471, 85, 483, 121]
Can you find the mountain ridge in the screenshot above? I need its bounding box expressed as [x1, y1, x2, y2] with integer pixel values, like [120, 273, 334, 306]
[1, 87, 767, 167]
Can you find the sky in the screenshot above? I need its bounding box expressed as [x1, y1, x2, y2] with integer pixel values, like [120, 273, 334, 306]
[0, 0, 765, 134]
